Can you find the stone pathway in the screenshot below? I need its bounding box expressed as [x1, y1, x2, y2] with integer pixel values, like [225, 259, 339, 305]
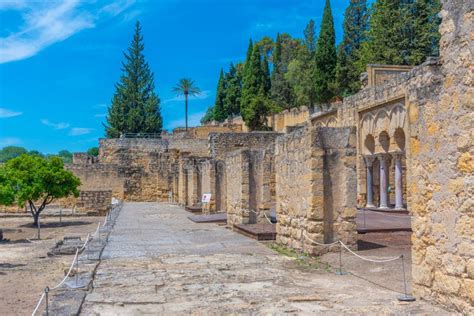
[80, 202, 448, 315]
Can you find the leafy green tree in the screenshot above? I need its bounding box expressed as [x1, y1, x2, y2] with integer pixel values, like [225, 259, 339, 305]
[28, 150, 44, 158]
[314, 0, 337, 103]
[87, 147, 99, 157]
[56, 150, 73, 163]
[172, 78, 201, 130]
[0, 146, 27, 162]
[105, 21, 162, 137]
[255, 36, 274, 61]
[336, 0, 369, 96]
[244, 39, 254, 74]
[223, 63, 242, 116]
[270, 34, 294, 109]
[212, 69, 227, 122]
[0, 155, 80, 226]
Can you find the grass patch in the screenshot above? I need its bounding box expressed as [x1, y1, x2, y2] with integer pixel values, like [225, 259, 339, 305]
[266, 242, 331, 271]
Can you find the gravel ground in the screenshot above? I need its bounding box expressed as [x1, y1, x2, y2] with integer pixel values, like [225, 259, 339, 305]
[0, 215, 104, 316]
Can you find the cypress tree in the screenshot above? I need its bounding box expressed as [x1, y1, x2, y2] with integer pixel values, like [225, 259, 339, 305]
[241, 46, 270, 130]
[336, 0, 369, 96]
[213, 69, 227, 122]
[261, 55, 271, 95]
[303, 19, 317, 54]
[223, 63, 242, 116]
[314, 0, 337, 103]
[243, 39, 254, 75]
[270, 33, 293, 109]
[105, 21, 162, 137]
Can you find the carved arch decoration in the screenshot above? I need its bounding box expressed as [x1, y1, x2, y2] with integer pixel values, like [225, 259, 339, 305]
[359, 100, 407, 154]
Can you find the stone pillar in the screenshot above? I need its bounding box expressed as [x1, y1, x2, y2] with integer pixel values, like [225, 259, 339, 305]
[378, 155, 389, 209]
[365, 156, 375, 208]
[394, 154, 404, 209]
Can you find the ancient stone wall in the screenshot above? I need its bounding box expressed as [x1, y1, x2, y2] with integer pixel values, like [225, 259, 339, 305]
[406, 1, 473, 312]
[66, 164, 125, 199]
[209, 132, 281, 160]
[225, 150, 250, 226]
[275, 125, 357, 254]
[200, 159, 216, 213]
[75, 190, 112, 215]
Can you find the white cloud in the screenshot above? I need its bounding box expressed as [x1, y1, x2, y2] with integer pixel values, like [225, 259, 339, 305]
[69, 127, 93, 136]
[0, 0, 136, 64]
[41, 119, 70, 129]
[166, 111, 206, 130]
[0, 137, 21, 147]
[0, 107, 22, 118]
[162, 90, 211, 105]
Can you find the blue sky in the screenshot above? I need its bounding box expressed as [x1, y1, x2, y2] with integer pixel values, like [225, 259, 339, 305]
[0, 0, 353, 153]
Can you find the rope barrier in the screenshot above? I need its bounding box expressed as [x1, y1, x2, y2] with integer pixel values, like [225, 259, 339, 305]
[50, 248, 79, 290]
[31, 200, 123, 315]
[31, 292, 45, 316]
[303, 231, 339, 247]
[263, 211, 274, 225]
[338, 241, 402, 263]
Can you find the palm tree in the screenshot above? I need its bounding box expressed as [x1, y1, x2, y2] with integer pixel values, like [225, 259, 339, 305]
[172, 78, 201, 130]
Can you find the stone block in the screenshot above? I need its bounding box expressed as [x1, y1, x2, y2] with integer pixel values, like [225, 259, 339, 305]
[433, 271, 461, 295]
[412, 264, 433, 287]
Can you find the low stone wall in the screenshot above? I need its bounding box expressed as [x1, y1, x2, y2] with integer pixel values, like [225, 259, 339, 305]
[209, 132, 281, 160]
[275, 125, 357, 254]
[75, 190, 112, 215]
[200, 159, 216, 214]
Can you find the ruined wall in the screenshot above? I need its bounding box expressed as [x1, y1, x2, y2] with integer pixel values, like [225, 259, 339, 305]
[407, 1, 473, 312]
[200, 159, 216, 213]
[66, 164, 125, 199]
[209, 132, 281, 160]
[75, 190, 112, 215]
[225, 150, 250, 226]
[275, 126, 357, 254]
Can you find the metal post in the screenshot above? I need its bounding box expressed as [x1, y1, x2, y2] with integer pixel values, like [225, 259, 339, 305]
[45, 287, 49, 316]
[336, 242, 347, 275]
[397, 255, 416, 301]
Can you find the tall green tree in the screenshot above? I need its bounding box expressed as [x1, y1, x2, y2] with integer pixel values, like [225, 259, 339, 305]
[261, 55, 271, 95]
[303, 19, 317, 53]
[223, 63, 242, 116]
[314, 0, 337, 103]
[172, 78, 201, 130]
[336, 0, 369, 96]
[270, 34, 294, 109]
[105, 21, 162, 137]
[241, 46, 270, 130]
[0, 146, 27, 162]
[213, 69, 227, 122]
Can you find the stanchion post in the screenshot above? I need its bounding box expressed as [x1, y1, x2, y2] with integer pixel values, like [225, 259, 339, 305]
[75, 255, 79, 287]
[45, 286, 49, 316]
[336, 242, 347, 275]
[397, 254, 416, 302]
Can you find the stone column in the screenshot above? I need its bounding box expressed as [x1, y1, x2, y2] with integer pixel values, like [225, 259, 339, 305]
[378, 155, 389, 209]
[365, 156, 375, 208]
[394, 154, 404, 209]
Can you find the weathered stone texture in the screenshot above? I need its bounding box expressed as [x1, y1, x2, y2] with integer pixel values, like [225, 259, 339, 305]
[75, 190, 112, 215]
[406, 1, 474, 312]
[225, 150, 250, 226]
[275, 126, 357, 254]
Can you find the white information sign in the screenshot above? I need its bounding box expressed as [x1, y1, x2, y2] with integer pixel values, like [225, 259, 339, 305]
[202, 193, 212, 203]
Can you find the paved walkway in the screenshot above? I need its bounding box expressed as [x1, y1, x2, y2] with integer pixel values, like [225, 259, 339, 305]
[80, 202, 447, 315]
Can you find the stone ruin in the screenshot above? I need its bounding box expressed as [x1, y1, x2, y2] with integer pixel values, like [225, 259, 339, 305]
[65, 1, 472, 312]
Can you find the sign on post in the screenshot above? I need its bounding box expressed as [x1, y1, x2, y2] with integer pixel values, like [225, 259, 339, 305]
[201, 193, 211, 203]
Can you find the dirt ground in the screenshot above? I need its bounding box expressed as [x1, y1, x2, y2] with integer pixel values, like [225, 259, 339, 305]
[0, 215, 104, 316]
